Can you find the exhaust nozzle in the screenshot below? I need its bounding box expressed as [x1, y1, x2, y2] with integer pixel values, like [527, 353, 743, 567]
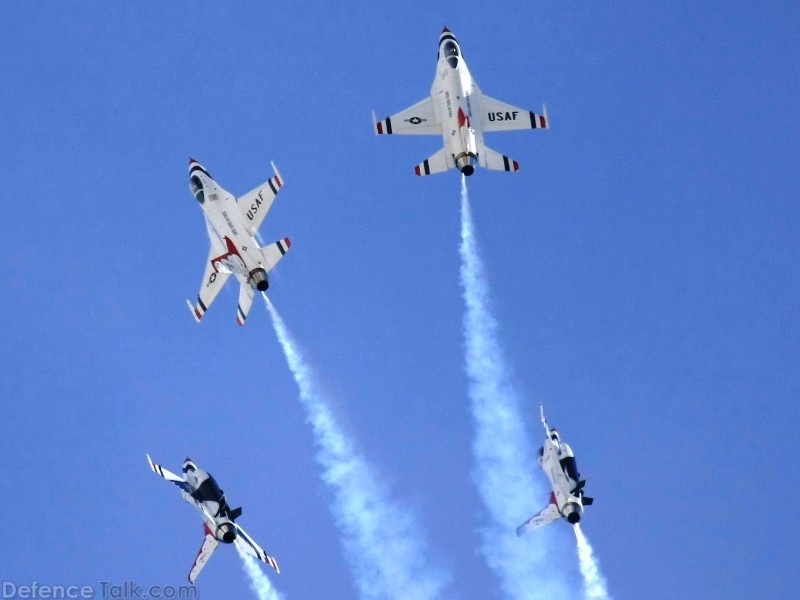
[249, 268, 269, 291]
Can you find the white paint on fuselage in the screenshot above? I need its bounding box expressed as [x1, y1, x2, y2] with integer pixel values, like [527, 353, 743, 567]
[540, 435, 581, 517]
[432, 41, 484, 166]
[195, 172, 266, 282]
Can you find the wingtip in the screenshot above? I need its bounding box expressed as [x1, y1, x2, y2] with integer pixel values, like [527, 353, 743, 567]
[186, 299, 201, 323]
[270, 160, 283, 185]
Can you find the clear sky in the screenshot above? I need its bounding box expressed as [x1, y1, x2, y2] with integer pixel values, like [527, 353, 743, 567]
[1, 3, 798, 600]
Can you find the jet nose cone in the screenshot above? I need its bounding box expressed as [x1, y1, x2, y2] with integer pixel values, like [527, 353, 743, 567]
[442, 26, 451, 33]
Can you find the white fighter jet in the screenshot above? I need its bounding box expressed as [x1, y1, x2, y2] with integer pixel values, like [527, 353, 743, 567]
[185, 158, 291, 325]
[147, 455, 280, 583]
[373, 27, 548, 176]
[516, 406, 593, 535]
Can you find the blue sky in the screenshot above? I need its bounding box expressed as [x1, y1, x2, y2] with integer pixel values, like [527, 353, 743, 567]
[1, 3, 798, 599]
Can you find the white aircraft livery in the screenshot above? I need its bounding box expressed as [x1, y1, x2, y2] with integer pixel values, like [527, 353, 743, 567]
[147, 455, 280, 583]
[374, 27, 548, 176]
[186, 158, 291, 325]
[517, 406, 593, 535]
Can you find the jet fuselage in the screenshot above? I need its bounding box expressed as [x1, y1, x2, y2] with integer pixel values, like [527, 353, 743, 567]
[181, 458, 238, 544]
[432, 31, 480, 175]
[539, 431, 584, 524]
[189, 160, 269, 291]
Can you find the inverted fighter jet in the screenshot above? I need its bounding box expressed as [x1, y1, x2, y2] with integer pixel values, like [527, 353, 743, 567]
[373, 27, 548, 176]
[516, 406, 593, 535]
[185, 158, 291, 325]
[147, 455, 280, 583]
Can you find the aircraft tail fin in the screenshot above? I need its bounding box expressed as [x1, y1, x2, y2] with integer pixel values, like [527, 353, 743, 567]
[236, 284, 255, 326]
[516, 493, 561, 536]
[479, 145, 519, 172]
[229, 507, 243, 521]
[188, 524, 220, 583]
[414, 147, 452, 176]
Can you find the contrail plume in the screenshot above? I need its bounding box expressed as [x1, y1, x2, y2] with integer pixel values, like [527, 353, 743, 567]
[236, 543, 285, 600]
[458, 176, 572, 599]
[573, 524, 612, 599]
[263, 295, 450, 600]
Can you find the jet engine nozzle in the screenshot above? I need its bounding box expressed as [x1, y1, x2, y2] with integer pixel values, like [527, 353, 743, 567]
[215, 522, 236, 544]
[563, 502, 583, 524]
[456, 152, 477, 176]
[249, 268, 269, 292]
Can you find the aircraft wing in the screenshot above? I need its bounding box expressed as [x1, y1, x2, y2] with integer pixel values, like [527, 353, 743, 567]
[480, 94, 548, 132]
[234, 522, 280, 573]
[374, 97, 440, 135]
[516, 494, 561, 536]
[147, 455, 193, 495]
[186, 245, 232, 322]
[188, 524, 221, 583]
[237, 162, 284, 238]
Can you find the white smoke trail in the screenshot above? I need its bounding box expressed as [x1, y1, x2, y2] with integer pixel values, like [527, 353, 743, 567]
[263, 295, 450, 600]
[573, 525, 612, 600]
[458, 176, 572, 599]
[236, 543, 285, 600]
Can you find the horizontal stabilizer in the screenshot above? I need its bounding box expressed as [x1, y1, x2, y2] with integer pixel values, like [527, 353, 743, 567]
[229, 507, 243, 521]
[479, 145, 519, 172]
[582, 496, 594, 506]
[188, 245, 232, 323]
[237, 284, 255, 326]
[415, 147, 452, 176]
[235, 523, 280, 574]
[261, 237, 292, 271]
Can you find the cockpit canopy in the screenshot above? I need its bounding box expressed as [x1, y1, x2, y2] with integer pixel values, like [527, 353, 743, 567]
[442, 40, 460, 68]
[190, 175, 204, 204]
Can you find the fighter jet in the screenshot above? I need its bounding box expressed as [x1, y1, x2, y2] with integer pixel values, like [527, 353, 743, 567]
[147, 455, 280, 583]
[373, 27, 548, 176]
[516, 406, 593, 535]
[185, 158, 291, 325]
